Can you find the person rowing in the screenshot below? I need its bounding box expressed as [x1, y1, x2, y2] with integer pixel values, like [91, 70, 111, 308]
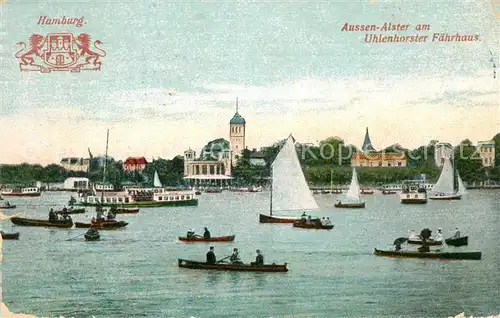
[206, 246, 216, 264]
[229, 248, 243, 264]
[452, 227, 461, 238]
[186, 229, 195, 238]
[251, 249, 264, 265]
[203, 227, 211, 239]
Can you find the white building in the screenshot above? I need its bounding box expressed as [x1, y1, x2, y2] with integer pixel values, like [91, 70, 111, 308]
[476, 140, 496, 167]
[60, 157, 90, 172]
[63, 177, 89, 190]
[434, 142, 453, 167]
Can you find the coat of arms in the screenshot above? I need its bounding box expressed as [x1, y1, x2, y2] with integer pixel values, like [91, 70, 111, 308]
[15, 32, 106, 73]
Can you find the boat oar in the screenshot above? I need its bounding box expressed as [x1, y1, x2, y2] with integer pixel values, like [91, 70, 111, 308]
[65, 232, 87, 241]
[216, 256, 231, 263]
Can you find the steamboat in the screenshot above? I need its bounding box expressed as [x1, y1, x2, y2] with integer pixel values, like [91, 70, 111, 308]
[0, 186, 41, 197]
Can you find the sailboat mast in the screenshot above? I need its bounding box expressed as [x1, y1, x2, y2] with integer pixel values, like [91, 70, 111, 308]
[103, 129, 109, 183]
[269, 163, 273, 216]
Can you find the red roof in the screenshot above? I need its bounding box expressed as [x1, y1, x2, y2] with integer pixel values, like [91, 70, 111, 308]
[124, 157, 148, 165]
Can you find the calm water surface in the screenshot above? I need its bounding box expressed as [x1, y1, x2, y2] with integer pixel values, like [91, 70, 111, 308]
[1, 190, 499, 317]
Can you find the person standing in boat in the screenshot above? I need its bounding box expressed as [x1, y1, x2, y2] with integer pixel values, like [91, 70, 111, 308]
[251, 249, 264, 265]
[203, 227, 211, 239]
[206, 246, 216, 264]
[48, 208, 57, 221]
[230, 248, 242, 264]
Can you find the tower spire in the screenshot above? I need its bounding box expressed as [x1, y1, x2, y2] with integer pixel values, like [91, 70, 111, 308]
[362, 127, 375, 152]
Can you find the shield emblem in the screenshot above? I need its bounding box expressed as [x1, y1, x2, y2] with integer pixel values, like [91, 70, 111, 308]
[43, 33, 78, 68]
[492, 0, 500, 18]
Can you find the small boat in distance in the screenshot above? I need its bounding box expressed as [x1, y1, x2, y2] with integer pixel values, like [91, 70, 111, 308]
[429, 158, 464, 200]
[75, 220, 128, 230]
[445, 236, 468, 247]
[0, 202, 16, 209]
[10, 217, 73, 228]
[205, 188, 222, 193]
[114, 207, 139, 214]
[178, 235, 235, 242]
[334, 168, 366, 208]
[1, 231, 20, 240]
[361, 189, 374, 194]
[259, 135, 319, 223]
[84, 228, 100, 241]
[373, 248, 481, 260]
[178, 259, 289, 272]
[293, 220, 334, 230]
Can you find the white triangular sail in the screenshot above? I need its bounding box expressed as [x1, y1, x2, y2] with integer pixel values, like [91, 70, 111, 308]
[431, 157, 455, 194]
[271, 136, 319, 213]
[345, 168, 361, 201]
[153, 170, 162, 188]
[457, 171, 467, 195]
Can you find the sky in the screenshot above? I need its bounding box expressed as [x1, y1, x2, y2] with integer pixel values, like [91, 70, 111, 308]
[0, 0, 499, 165]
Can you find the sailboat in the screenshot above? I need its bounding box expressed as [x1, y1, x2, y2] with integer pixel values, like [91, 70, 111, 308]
[334, 168, 366, 208]
[153, 170, 163, 187]
[259, 135, 319, 223]
[429, 157, 462, 200]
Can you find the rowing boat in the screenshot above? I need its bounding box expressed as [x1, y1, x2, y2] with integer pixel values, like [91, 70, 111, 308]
[10, 217, 73, 228]
[114, 208, 139, 214]
[178, 235, 235, 242]
[373, 248, 481, 260]
[0, 204, 16, 209]
[445, 236, 468, 247]
[292, 220, 333, 230]
[75, 220, 128, 230]
[1, 231, 20, 240]
[407, 238, 443, 246]
[178, 259, 288, 272]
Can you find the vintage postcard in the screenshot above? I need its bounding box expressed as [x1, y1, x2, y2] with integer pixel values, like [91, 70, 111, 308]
[1, 0, 499, 317]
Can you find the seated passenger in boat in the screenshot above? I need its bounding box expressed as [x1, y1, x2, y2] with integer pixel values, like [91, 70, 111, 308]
[325, 217, 332, 226]
[186, 229, 195, 238]
[395, 243, 402, 251]
[203, 227, 211, 239]
[307, 215, 312, 224]
[107, 211, 116, 220]
[320, 217, 326, 226]
[48, 209, 57, 221]
[300, 212, 307, 223]
[435, 228, 443, 242]
[5, 201, 10, 206]
[452, 227, 461, 238]
[206, 246, 216, 264]
[230, 248, 243, 264]
[251, 249, 264, 265]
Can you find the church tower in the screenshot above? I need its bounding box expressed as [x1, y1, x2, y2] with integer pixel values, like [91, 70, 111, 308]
[229, 97, 246, 165]
[362, 127, 376, 152]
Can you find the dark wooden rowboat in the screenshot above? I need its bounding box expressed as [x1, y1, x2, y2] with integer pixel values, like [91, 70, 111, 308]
[178, 235, 235, 242]
[293, 220, 334, 230]
[382, 190, 396, 195]
[259, 214, 297, 223]
[373, 248, 481, 260]
[334, 202, 366, 208]
[114, 208, 139, 214]
[445, 236, 468, 247]
[10, 217, 73, 228]
[361, 190, 374, 194]
[1, 231, 20, 240]
[178, 259, 288, 272]
[56, 208, 86, 214]
[407, 238, 443, 246]
[75, 220, 128, 230]
[84, 229, 100, 241]
[0, 204, 16, 209]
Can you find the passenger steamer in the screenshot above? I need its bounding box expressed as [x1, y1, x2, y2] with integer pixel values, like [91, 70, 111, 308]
[78, 187, 198, 208]
[0, 186, 41, 197]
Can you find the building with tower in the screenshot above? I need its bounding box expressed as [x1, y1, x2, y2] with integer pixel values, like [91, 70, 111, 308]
[229, 97, 246, 165]
[351, 127, 407, 167]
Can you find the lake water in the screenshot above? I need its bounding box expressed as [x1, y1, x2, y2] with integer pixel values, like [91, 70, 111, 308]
[1, 190, 499, 317]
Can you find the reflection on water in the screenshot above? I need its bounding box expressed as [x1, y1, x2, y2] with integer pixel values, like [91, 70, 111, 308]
[206, 272, 220, 286]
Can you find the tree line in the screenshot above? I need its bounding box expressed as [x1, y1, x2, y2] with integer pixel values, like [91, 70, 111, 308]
[1, 133, 499, 187]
